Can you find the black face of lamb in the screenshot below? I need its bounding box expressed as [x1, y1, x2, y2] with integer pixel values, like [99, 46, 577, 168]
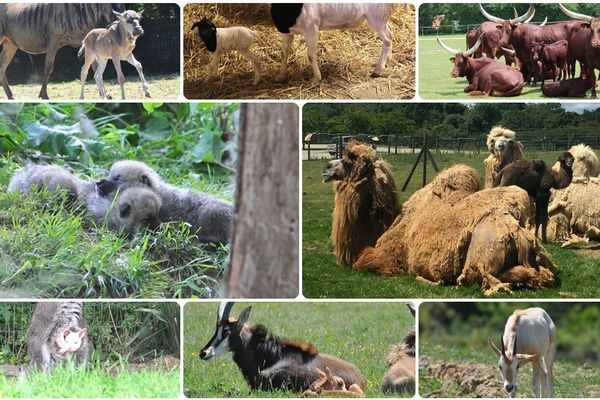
[270, 4, 304, 34]
[192, 19, 217, 52]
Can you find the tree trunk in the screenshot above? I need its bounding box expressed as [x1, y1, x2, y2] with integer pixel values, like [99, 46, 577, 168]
[228, 103, 299, 298]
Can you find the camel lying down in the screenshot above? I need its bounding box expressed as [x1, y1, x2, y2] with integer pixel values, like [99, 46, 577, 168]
[353, 165, 557, 295]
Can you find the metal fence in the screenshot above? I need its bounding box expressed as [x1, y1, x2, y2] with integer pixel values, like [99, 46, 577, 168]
[7, 12, 180, 83]
[303, 131, 600, 161]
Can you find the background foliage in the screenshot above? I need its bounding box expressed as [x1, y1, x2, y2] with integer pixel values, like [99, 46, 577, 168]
[0, 302, 180, 366]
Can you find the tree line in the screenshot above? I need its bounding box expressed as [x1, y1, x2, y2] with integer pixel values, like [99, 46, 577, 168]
[419, 3, 600, 29]
[302, 103, 600, 141]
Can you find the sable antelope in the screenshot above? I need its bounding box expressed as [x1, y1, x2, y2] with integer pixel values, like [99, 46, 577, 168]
[79, 10, 150, 100]
[0, 4, 117, 99]
[489, 307, 556, 398]
[199, 302, 367, 392]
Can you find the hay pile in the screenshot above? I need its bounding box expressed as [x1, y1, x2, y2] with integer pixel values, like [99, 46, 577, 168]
[183, 4, 415, 99]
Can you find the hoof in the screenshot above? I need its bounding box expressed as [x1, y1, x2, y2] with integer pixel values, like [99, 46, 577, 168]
[371, 72, 382, 78]
[106, 93, 113, 100]
[145, 93, 152, 98]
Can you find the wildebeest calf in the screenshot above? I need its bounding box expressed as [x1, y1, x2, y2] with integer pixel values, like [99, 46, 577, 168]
[541, 78, 592, 97]
[78, 10, 150, 100]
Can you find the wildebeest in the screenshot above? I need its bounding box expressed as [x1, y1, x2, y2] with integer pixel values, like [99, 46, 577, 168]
[199, 302, 367, 392]
[559, 3, 600, 98]
[0, 4, 117, 99]
[437, 34, 525, 96]
[79, 10, 149, 100]
[530, 40, 569, 84]
[542, 77, 592, 97]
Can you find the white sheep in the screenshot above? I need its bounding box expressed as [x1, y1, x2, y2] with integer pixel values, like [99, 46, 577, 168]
[489, 307, 556, 398]
[191, 19, 261, 85]
[270, 4, 396, 84]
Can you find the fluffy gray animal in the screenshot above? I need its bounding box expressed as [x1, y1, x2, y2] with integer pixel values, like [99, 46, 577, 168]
[96, 160, 233, 244]
[8, 164, 89, 201]
[26, 302, 89, 372]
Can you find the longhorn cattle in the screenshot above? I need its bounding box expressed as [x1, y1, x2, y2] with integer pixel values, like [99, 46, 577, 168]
[530, 40, 569, 83]
[541, 77, 591, 97]
[437, 34, 524, 96]
[559, 3, 600, 98]
[467, 24, 516, 66]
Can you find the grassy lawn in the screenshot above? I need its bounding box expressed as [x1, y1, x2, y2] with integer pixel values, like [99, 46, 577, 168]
[302, 151, 600, 298]
[418, 35, 587, 100]
[0, 364, 180, 398]
[3, 74, 180, 101]
[183, 302, 414, 398]
[0, 158, 231, 299]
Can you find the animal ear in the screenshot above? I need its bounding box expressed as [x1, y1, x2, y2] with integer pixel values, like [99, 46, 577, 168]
[237, 306, 252, 325]
[191, 22, 200, 31]
[488, 338, 502, 357]
[113, 10, 124, 19]
[315, 368, 326, 378]
[450, 57, 456, 63]
[79, 329, 87, 338]
[120, 202, 132, 218]
[517, 353, 536, 367]
[64, 329, 72, 338]
[581, 22, 590, 29]
[137, 10, 143, 18]
[496, 25, 502, 30]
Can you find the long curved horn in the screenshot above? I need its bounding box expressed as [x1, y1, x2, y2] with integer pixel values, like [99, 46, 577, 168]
[500, 334, 506, 358]
[217, 301, 234, 321]
[436, 35, 460, 55]
[559, 3, 593, 23]
[510, 5, 535, 25]
[524, 11, 536, 24]
[501, 46, 515, 55]
[463, 33, 485, 57]
[480, 3, 504, 24]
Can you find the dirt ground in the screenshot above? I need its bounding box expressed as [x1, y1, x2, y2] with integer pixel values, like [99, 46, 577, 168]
[420, 357, 600, 398]
[183, 4, 415, 100]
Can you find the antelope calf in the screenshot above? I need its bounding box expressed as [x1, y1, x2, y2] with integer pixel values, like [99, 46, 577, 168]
[79, 10, 150, 100]
[488, 307, 556, 398]
[200, 302, 367, 392]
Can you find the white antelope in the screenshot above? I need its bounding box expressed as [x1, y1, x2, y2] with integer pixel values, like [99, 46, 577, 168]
[78, 10, 150, 99]
[488, 307, 556, 398]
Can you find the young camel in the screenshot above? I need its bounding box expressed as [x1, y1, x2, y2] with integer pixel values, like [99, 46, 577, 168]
[78, 10, 151, 100]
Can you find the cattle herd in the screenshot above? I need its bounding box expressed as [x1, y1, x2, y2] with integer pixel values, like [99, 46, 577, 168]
[436, 3, 600, 98]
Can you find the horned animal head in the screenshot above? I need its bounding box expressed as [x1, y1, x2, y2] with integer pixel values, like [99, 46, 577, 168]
[489, 335, 537, 395]
[114, 10, 144, 37]
[199, 302, 252, 360]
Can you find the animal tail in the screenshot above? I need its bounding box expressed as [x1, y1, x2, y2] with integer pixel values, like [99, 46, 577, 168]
[498, 81, 525, 97]
[77, 44, 85, 60]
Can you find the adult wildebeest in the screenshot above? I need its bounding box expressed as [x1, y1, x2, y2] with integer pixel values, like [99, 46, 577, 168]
[437, 34, 524, 96]
[559, 3, 600, 98]
[79, 10, 150, 100]
[0, 4, 117, 99]
[200, 302, 367, 392]
[482, 4, 584, 85]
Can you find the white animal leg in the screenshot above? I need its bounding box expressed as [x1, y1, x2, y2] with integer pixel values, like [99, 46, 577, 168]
[240, 49, 261, 85]
[112, 57, 126, 100]
[540, 357, 549, 398]
[126, 53, 151, 98]
[302, 28, 321, 84]
[275, 34, 294, 81]
[94, 59, 109, 99]
[531, 361, 541, 397]
[0, 39, 18, 99]
[368, 19, 393, 77]
[547, 346, 555, 398]
[80, 53, 95, 100]
[206, 51, 222, 81]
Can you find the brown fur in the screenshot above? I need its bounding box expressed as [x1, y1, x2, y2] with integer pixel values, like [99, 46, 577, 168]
[280, 339, 319, 356]
[352, 164, 556, 295]
[325, 141, 401, 266]
[381, 328, 415, 394]
[483, 126, 524, 188]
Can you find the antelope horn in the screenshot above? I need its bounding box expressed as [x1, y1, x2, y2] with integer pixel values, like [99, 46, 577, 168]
[217, 301, 234, 321]
[479, 3, 504, 24]
[510, 4, 535, 25]
[501, 46, 515, 55]
[500, 334, 507, 358]
[559, 3, 593, 23]
[539, 16, 548, 26]
[436, 35, 461, 55]
[463, 33, 485, 57]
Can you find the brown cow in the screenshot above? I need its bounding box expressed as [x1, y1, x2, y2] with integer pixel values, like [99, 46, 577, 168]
[541, 78, 591, 97]
[559, 3, 600, 98]
[467, 24, 516, 66]
[437, 34, 524, 96]
[530, 40, 569, 84]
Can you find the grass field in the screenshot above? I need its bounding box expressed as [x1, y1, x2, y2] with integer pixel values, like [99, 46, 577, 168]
[0, 363, 180, 398]
[2, 74, 180, 101]
[183, 302, 414, 398]
[418, 34, 587, 100]
[302, 151, 600, 298]
[0, 158, 231, 299]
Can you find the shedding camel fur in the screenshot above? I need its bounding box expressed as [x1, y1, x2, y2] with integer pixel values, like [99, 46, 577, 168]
[483, 126, 524, 188]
